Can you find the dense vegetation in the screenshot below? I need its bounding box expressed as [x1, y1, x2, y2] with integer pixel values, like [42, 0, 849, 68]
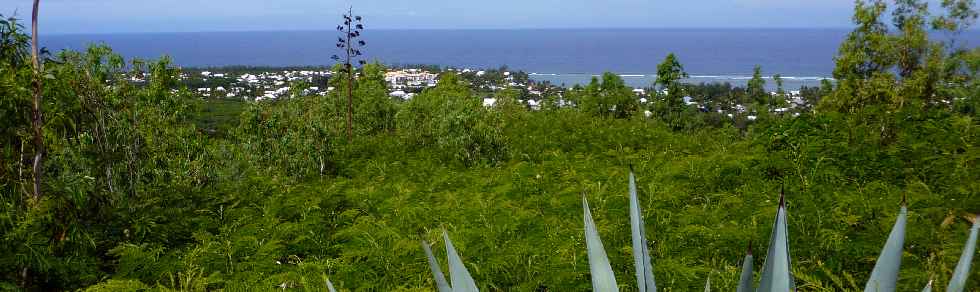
[1, 0, 980, 290]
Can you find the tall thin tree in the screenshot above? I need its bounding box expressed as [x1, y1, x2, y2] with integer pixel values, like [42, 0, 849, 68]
[655, 53, 688, 120]
[30, 0, 42, 202]
[332, 7, 366, 142]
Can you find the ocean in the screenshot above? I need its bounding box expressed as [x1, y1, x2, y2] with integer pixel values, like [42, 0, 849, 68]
[44, 29, 980, 89]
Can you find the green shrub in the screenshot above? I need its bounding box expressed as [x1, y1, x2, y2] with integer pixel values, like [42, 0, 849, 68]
[396, 73, 508, 165]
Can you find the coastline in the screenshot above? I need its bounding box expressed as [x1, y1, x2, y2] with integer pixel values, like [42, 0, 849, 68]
[529, 73, 834, 90]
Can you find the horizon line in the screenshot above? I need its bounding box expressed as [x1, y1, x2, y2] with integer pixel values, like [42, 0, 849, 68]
[45, 26, 980, 36]
[46, 26, 868, 36]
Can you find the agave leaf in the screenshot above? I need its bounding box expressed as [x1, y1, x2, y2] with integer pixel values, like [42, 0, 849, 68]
[737, 242, 754, 292]
[704, 275, 711, 292]
[863, 205, 907, 292]
[628, 169, 656, 292]
[326, 278, 337, 292]
[946, 215, 980, 292]
[921, 279, 932, 292]
[583, 196, 619, 292]
[757, 191, 795, 292]
[423, 239, 452, 292]
[443, 230, 479, 292]
[639, 226, 654, 290]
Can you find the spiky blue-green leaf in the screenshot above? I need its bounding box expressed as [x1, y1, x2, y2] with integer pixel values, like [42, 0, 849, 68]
[921, 280, 932, 292]
[443, 230, 479, 292]
[946, 215, 979, 292]
[583, 196, 618, 292]
[628, 170, 656, 292]
[757, 194, 794, 292]
[326, 278, 337, 292]
[423, 239, 452, 292]
[863, 206, 907, 292]
[737, 249, 754, 292]
[704, 275, 711, 292]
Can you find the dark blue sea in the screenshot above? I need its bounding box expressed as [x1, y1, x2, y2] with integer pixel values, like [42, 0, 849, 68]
[44, 29, 980, 89]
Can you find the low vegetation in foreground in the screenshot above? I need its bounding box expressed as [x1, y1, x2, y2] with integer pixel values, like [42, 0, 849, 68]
[1, 0, 980, 290]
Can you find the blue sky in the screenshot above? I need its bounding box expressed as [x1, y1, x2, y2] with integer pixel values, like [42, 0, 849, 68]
[0, 0, 894, 34]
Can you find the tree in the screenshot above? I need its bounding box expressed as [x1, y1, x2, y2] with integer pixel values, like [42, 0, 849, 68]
[746, 65, 767, 107]
[932, 0, 979, 35]
[540, 89, 563, 111]
[599, 72, 637, 118]
[807, 79, 834, 111]
[821, 0, 896, 112]
[773, 74, 784, 96]
[892, 0, 929, 79]
[575, 73, 636, 118]
[569, 77, 600, 115]
[331, 7, 367, 142]
[0, 15, 30, 66]
[820, 0, 977, 113]
[947, 47, 979, 114]
[494, 87, 527, 113]
[354, 62, 397, 134]
[772, 73, 786, 109]
[889, 0, 942, 110]
[929, 0, 978, 109]
[395, 72, 507, 164]
[655, 53, 688, 118]
[0, 14, 33, 195]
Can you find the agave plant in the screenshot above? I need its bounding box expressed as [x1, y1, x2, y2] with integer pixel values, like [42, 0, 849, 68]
[422, 239, 452, 292]
[581, 168, 659, 292]
[583, 196, 618, 291]
[703, 274, 711, 292]
[862, 199, 907, 292]
[427, 173, 978, 292]
[423, 230, 480, 292]
[946, 214, 979, 292]
[905, 214, 978, 292]
[737, 242, 754, 292]
[757, 189, 794, 292]
[580, 171, 798, 292]
[628, 167, 657, 292]
[921, 279, 932, 292]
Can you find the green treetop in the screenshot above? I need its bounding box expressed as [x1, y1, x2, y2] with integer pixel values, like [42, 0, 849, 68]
[575, 73, 636, 118]
[655, 53, 688, 118]
[747, 65, 767, 108]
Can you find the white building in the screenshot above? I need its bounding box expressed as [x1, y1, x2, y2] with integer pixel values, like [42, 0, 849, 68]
[483, 98, 497, 107]
[385, 69, 438, 88]
[389, 90, 407, 98]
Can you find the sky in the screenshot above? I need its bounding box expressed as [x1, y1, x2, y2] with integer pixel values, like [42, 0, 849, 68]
[0, 0, 918, 34]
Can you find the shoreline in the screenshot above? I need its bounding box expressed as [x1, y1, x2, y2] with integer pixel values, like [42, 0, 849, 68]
[528, 73, 834, 90]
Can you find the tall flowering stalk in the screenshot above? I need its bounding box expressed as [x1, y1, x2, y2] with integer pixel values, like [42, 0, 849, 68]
[331, 7, 366, 142]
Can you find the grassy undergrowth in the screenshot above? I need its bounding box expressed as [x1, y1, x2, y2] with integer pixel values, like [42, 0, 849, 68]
[111, 109, 975, 291]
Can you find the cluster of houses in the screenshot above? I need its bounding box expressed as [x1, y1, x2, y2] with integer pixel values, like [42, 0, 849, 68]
[189, 67, 539, 103]
[384, 69, 439, 100]
[384, 69, 438, 89]
[637, 90, 808, 120]
[191, 68, 439, 101]
[385, 68, 538, 101]
[187, 67, 812, 119]
[190, 70, 332, 101]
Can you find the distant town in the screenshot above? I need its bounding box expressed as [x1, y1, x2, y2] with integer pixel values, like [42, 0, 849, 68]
[176, 65, 823, 120]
